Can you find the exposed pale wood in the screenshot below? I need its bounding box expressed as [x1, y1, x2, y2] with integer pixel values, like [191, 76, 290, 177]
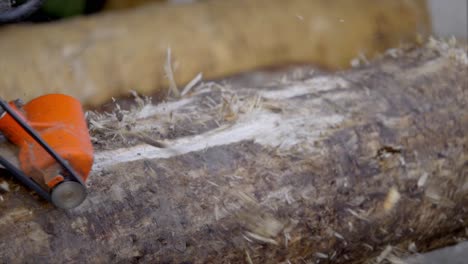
[0, 41, 467, 263]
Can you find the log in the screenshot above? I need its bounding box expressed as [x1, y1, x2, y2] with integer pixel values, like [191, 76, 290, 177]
[0, 0, 431, 106]
[0, 40, 467, 263]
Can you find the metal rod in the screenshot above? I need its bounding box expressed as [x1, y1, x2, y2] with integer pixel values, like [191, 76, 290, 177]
[0, 156, 52, 202]
[0, 99, 85, 186]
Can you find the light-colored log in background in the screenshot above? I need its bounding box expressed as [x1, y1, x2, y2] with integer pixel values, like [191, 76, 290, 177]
[0, 0, 430, 106]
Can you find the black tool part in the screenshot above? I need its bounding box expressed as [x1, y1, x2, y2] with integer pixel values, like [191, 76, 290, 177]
[0, 156, 52, 202]
[0, 99, 86, 186]
[0, 0, 44, 23]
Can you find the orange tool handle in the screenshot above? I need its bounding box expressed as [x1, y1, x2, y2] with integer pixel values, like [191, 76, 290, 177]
[0, 94, 94, 189]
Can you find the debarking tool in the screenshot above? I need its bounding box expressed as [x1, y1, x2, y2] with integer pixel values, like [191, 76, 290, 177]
[0, 94, 94, 209]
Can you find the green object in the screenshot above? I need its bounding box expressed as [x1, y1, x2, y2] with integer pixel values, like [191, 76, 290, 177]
[42, 0, 85, 18]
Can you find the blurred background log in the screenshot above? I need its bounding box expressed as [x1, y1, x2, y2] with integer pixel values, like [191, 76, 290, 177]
[0, 0, 430, 106]
[0, 41, 466, 263]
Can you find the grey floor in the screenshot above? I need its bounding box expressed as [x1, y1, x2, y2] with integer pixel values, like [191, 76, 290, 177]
[405, 241, 468, 264]
[428, 0, 467, 39]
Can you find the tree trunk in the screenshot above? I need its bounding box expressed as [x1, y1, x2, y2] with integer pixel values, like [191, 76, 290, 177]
[0, 41, 467, 263]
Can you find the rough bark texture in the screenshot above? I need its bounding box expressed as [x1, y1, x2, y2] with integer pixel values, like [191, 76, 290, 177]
[0, 0, 430, 106]
[0, 41, 467, 263]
